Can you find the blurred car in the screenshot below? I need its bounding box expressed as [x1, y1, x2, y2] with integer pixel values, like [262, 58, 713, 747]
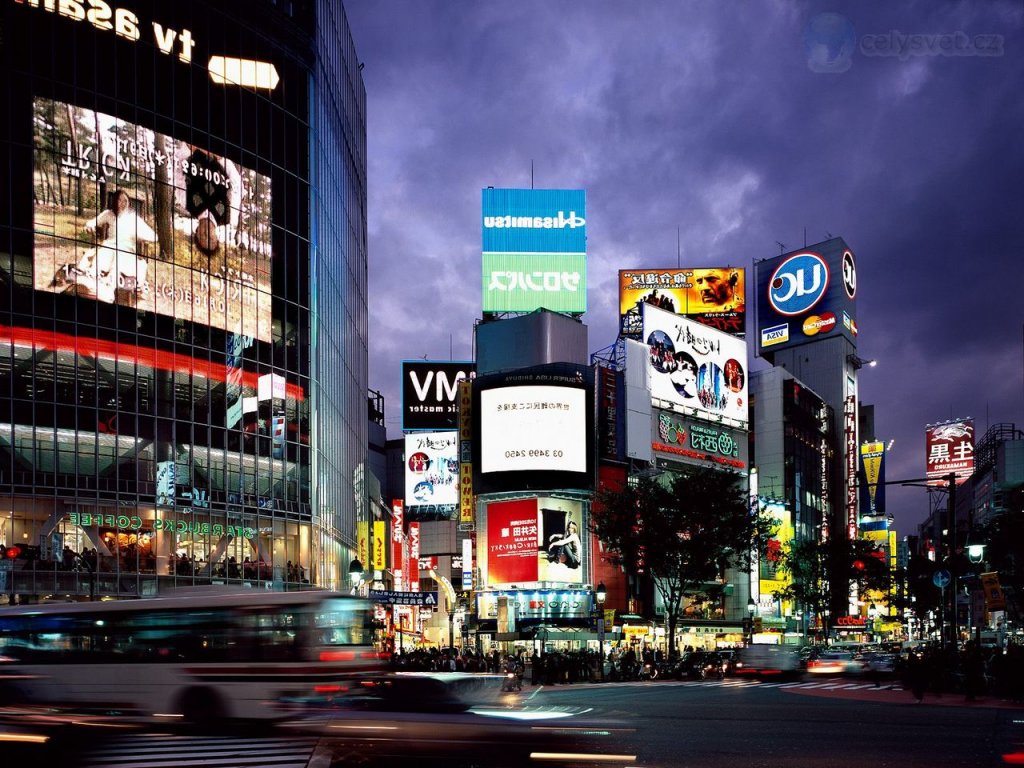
[674, 650, 725, 680]
[858, 652, 898, 677]
[734, 645, 801, 679]
[805, 651, 865, 676]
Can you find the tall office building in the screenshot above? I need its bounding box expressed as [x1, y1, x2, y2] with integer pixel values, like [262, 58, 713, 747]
[0, 0, 368, 598]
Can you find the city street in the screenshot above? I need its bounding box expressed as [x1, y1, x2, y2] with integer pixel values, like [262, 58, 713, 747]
[7, 676, 1014, 768]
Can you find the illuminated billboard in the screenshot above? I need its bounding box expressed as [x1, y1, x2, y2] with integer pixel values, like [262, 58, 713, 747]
[401, 360, 475, 431]
[925, 419, 975, 486]
[482, 252, 587, 313]
[619, 268, 746, 338]
[485, 497, 584, 586]
[482, 188, 586, 254]
[859, 441, 886, 519]
[651, 408, 748, 471]
[481, 188, 586, 314]
[404, 432, 459, 508]
[31, 98, 273, 341]
[754, 237, 857, 360]
[642, 303, 748, 426]
[473, 363, 595, 494]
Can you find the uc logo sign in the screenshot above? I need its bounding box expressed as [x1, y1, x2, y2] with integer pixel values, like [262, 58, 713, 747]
[768, 252, 829, 316]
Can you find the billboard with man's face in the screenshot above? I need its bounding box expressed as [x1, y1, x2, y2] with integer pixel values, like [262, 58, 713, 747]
[31, 98, 273, 341]
[619, 267, 746, 338]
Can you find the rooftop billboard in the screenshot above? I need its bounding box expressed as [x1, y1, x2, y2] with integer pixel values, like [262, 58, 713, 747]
[619, 267, 746, 338]
[481, 188, 586, 314]
[754, 237, 857, 360]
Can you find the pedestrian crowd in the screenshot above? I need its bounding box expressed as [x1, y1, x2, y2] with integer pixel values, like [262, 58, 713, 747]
[902, 642, 1024, 703]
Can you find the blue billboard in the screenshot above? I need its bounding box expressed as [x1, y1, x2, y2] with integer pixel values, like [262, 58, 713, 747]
[754, 237, 858, 359]
[482, 188, 586, 254]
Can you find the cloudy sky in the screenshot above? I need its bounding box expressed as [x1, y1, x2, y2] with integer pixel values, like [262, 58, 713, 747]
[344, 1, 1023, 530]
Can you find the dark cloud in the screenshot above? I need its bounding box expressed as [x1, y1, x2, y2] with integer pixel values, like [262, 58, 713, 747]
[346, 0, 1024, 528]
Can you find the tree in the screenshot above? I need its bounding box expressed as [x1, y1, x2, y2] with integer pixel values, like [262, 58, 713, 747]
[776, 536, 892, 639]
[592, 466, 777, 658]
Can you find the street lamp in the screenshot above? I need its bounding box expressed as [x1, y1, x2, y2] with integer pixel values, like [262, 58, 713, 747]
[348, 558, 364, 590]
[595, 581, 607, 681]
[967, 543, 986, 564]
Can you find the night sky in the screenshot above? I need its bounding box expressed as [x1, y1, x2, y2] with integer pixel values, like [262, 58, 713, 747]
[344, 1, 1023, 530]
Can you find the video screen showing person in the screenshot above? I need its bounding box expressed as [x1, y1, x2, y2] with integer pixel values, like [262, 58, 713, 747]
[31, 97, 273, 342]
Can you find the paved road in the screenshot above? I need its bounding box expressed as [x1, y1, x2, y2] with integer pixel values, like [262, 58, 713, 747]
[39, 677, 1024, 767]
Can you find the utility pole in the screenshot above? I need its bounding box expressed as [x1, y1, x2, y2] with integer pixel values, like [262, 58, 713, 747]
[947, 472, 958, 649]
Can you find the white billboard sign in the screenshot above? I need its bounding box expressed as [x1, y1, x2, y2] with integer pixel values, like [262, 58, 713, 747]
[642, 303, 748, 426]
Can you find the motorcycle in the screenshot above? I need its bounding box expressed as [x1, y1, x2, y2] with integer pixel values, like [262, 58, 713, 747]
[501, 669, 523, 692]
[638, 661, 659, 681]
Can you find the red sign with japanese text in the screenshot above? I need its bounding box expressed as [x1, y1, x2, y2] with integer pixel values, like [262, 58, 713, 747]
[925, 419, 974, 486]
[487, 498, 539, 585]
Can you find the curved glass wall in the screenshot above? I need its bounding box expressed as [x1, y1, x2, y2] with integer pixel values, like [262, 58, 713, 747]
[0, 0, 367, 600]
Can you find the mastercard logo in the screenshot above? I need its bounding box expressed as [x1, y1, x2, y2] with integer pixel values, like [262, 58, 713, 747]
[803, 312, 836, 336]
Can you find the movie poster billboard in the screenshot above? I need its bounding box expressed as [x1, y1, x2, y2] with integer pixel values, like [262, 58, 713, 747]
[31, 97, 273, 341]
[642, 302, 748, 426]
[485, 497, 584, 586]
[404, 432, 459, 508]
[925, 419, 975, 486]
[619, 268, 746, 338]
[754, 237, 857, 360]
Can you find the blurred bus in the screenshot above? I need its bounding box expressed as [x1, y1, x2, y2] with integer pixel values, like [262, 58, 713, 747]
[0, 588, 381, 723]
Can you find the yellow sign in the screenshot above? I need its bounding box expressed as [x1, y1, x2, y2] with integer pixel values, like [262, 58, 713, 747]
[981, 572, 1006, 611]
[357, 521, 369, 567]
[623, 625, 649, 638]
[373, 521, 387, 571]
[460, 463, 474, 524]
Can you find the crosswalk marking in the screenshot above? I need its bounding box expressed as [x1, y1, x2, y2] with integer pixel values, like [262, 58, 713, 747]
[82, 734, 319, 768]
[577, 678, 903, 693]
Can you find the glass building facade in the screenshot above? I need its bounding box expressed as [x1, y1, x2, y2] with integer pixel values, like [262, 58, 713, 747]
[0, 0, 367, 599]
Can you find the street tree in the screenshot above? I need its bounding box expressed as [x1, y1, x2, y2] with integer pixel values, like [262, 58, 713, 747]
[775, 535, 892, 638]
[592, 466, 777, 658]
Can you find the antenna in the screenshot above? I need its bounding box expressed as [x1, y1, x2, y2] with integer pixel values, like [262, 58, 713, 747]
[677, 227, 681, 268]
[450, 333, 454, 361]
[775, 241, 786, 254]
[530, 160, 534, 190]
[803, 227, 807, 247]
[825, 231, 833, 239]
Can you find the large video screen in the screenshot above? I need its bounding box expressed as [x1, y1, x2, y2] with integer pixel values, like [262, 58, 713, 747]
[480, 386, 586, 473]
[473, 364, 595, 494]
[31, 98, 273, 342]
